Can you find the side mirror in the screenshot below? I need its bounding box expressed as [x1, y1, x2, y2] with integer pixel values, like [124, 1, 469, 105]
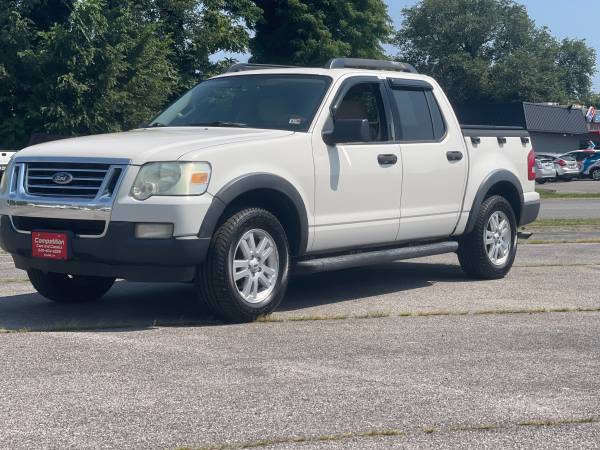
[322, 118, 371, 146]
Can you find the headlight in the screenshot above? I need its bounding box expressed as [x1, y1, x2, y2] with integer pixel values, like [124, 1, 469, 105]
[130, 162, 211, 201]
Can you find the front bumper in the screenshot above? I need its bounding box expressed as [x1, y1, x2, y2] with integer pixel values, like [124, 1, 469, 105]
[0, 216, 209, 282]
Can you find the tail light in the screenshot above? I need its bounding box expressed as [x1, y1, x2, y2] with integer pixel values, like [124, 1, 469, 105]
[556, 159, 567, 167]
[527, 149, 536, 180]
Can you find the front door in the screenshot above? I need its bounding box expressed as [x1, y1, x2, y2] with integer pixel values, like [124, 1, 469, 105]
[311, 77, 402, 252]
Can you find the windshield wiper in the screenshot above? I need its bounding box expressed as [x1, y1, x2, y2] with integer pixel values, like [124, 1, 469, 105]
[147, 122, 167, 128]
[189, 121, 249, 128]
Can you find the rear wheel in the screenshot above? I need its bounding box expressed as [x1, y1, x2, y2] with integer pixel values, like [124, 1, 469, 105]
[27, 270, 115, 303]
[536, 179, 546, 184]
[197, 208, 290, 323]
[458, 195, 517, 280]
[591, 168, 600, 181]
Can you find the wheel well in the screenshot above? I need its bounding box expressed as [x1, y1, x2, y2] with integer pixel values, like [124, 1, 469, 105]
[484, 181, 522, 223]
[218, 189, 303, 256]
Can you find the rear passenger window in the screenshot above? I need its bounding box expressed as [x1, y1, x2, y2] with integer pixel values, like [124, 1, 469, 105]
[391, 88, 446, 142]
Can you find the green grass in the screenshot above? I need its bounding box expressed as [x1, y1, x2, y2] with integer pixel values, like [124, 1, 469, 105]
[527, 218, 600, 228]
[0, 278, 29, 284]
[524, 239, 600, 245]
[178, 417, 600, 450]
[537, 188, 600, 199]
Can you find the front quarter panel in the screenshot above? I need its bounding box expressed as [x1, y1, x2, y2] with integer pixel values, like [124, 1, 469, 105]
[181, 132, 315, 233]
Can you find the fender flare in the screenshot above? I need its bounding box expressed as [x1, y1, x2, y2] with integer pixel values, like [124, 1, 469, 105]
[199, 173, 310, 256]
[464, 170, 524, 235]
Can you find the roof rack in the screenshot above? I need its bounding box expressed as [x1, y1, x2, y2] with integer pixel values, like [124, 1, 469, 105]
[325, 58, 418, 74]
[226, 63, 298, 73]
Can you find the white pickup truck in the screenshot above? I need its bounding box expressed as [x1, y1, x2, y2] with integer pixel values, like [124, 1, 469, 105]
[0, 59, 540, 323]
[0, 150, 17, 182]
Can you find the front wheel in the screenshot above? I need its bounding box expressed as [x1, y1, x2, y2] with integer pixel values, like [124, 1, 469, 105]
[27, 270, 115, 303]
[197, 208, 290, 323]
[591, 168, 600, 181]
[536, 179, 546, 184]
[458, 195, 518, 280]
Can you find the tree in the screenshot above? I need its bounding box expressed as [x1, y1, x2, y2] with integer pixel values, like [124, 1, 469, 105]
[250, 0, 392, 66]
[137, 0, 261, 86]
[0, 0, 179, 148]
[393, 0, 596, 105]
[0, 0, 261, 148]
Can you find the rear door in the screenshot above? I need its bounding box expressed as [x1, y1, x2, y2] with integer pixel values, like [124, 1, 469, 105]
[387, 78, 468, 241]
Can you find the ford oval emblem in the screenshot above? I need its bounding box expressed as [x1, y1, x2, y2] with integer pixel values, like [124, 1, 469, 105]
[51, 172, 74, 185]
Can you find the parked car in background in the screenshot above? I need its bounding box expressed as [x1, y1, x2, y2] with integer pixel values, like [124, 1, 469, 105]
[561, 149, 598, 170]
[583, 158, 600, 180]
[534, 156, 557, 184]
[0, 151, 17, 182]
[553, 155, 580, 181]
[581, 152, 600, 179]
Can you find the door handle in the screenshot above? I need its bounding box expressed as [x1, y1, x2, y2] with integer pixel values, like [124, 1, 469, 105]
[446, 151, 463, 162]
[378, 154, 398, 166]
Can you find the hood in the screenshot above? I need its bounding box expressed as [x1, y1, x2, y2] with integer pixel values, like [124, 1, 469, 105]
[16, 128, 294, 165]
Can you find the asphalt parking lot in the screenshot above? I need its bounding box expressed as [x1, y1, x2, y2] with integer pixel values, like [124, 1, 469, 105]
[1, 196, 600, 449]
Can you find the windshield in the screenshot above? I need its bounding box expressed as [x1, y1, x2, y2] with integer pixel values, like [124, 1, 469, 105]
[150, 74, 332, 132]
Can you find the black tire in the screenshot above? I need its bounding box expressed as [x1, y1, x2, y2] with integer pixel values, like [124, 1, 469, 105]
[458, 195, 518, 280]
[536, 179, 546, 184]
[590, 168, 600, 181]
[27, 269, 115, 303]
[197, 208, 290, 323]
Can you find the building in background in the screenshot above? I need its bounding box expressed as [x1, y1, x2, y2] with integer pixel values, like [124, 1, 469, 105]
[455, 102, 589, 153]
[585, 106, 600, 143]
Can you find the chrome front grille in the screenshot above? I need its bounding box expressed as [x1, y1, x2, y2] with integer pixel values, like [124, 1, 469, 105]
[3, 157, 130, 235]
[25, 162, 121, 198]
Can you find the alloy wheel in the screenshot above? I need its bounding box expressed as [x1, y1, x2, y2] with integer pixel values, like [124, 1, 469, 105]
[231, 229, 280, 304]
[484, 211, 512, 267]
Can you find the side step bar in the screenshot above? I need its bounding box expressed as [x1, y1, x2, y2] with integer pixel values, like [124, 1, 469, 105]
[295, 241, 459, 274]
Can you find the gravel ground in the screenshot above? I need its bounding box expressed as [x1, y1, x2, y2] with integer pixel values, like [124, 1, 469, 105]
[538, 198, 600, 220]
[1, 243, 599, 331]
[1, 212, 599, 448]
[538, 179, 600, 194]
[0, 313, 599, 449]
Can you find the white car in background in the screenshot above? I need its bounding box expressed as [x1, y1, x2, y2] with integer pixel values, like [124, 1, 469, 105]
[534, 156, 557, 184]
[0, 151, 17, 181]
[537, 153, 580, 181]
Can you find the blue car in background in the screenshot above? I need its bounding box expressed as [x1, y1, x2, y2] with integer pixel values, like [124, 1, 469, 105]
[581, 152, 600, 178]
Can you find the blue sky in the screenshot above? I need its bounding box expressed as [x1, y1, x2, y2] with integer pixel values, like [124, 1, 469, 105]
[220, 0, 600, 90]
[385, 0, 600, 90]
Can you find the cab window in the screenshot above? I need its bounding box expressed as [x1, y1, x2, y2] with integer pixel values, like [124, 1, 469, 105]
[390, 87, 446, 142]
[336, 82, 389, 142]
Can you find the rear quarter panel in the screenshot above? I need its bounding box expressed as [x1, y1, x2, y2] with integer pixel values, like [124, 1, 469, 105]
[454, 135, 536, 235]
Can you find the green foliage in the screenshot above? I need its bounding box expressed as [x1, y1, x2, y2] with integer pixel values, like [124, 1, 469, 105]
[138, 0, 261, 86]
[2, 0, 597, 149]
[0, 0, 260, 148]
[394, 0, 597, 105]
[250, 0, 392, 66]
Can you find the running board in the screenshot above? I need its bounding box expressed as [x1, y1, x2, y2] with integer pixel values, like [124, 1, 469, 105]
[294, 241, 459, 274]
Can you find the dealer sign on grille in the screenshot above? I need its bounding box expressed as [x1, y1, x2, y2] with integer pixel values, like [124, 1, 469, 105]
[32, 231, 69, 260]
